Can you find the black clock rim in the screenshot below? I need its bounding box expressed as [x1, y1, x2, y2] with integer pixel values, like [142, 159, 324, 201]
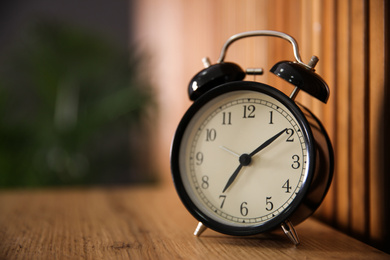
[170, 81, 316, 236]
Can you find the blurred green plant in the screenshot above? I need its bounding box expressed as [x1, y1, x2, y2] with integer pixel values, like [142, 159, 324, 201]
[0, 21, 154, 188]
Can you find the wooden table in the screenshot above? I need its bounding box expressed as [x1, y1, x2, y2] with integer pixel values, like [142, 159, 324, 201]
[0, 184, 389, 259]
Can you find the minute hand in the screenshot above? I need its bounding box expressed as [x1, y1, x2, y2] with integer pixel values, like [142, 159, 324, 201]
[249, 128, 288, 157]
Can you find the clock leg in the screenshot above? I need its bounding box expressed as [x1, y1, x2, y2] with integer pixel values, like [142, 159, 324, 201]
[280, 219, 300, 246]
[194, 222, 207, 237]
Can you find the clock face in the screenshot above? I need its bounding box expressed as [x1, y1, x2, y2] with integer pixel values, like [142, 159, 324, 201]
[171, 81, 314, 235]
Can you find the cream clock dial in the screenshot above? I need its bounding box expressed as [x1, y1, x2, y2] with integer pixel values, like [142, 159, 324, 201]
[180, 90, 308, 227]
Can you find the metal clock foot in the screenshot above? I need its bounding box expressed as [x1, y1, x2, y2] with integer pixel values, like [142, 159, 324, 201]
[281, 219, 300, 246]
[194, 222, 207, 237]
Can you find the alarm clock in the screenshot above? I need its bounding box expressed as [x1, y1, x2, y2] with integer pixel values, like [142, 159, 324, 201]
[170, 30, 334, 245]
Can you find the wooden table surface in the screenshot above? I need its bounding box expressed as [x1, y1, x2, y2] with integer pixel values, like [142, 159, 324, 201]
[0, 184, 389, 260]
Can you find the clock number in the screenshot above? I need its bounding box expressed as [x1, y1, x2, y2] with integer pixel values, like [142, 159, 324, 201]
[286, 128, 294, 142]
[266, 197, 273, 211]
[292, 155, 300, 169]
[282, 179, 292, 193]
[206, 128, 216, 142]
[240, 202, 248, 216]
[219, 195, 227, 208]
[201, 175, 209, 189]
[195, 152, 203, 165]
[269, 111, 274, 124]
[222, 112, 232, 125]
[243, 105, 255, 118]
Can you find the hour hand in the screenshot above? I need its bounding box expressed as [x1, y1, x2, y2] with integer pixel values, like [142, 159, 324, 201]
[222, 153, 251, 193]
[222, 164, 243, 193]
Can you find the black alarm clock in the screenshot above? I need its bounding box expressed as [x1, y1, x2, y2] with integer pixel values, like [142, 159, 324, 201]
[170, 30, 334, 245]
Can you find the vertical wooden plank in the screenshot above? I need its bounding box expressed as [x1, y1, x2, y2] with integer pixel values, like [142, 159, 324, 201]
[281, 0, 303, 96]
[265, 0, 279, 89]
[368, 0, 386, 247]
[265, 0, 291, 90]
[314, 0, 337, 223]
[218, 0, 243, 65]
[310, 0, 325, 119]
[349, 0, 369, 239]
[335, 0, 351, 232]
[300, 0, 313, 63]
[320, 0, 337, 147]
[243, 0, 270, 82]
[297, 0, 314, 108]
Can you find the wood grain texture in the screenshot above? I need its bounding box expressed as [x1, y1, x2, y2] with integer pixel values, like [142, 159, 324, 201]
[0, 185, 389, 260]
[349, 0, 369, 239]
[314, 0, 337, 223]
[333, 0, 352, 232]
[368, 0, 386, 246]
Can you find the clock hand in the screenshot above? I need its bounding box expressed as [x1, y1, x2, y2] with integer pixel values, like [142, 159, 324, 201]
[222, 153, 254, 193]
[249, 128, 288, 157]
[222, 128, 288, 193]
[222, 164, 243, 193]
[219, 146, 240, 157]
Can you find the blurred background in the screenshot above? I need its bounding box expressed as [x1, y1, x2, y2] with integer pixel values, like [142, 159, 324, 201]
[0, 0, 155, 187]
[0, 0, 389, 254]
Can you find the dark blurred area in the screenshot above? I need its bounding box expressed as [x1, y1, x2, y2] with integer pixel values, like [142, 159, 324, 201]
[0, 0, 155, 188]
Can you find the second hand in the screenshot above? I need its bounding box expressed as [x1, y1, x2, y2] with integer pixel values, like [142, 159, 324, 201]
[219, 146, 240, 157]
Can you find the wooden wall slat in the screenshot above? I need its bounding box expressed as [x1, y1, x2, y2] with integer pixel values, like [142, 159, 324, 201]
[349, 0, 369, 239]
[314, 0, 337, 223]
[297, 0, 314, 107]
[310, 0, 325, 119]
[266, 0, 298, 95]
[335, 0, 351, 231]
[368, 0, 386, 247]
